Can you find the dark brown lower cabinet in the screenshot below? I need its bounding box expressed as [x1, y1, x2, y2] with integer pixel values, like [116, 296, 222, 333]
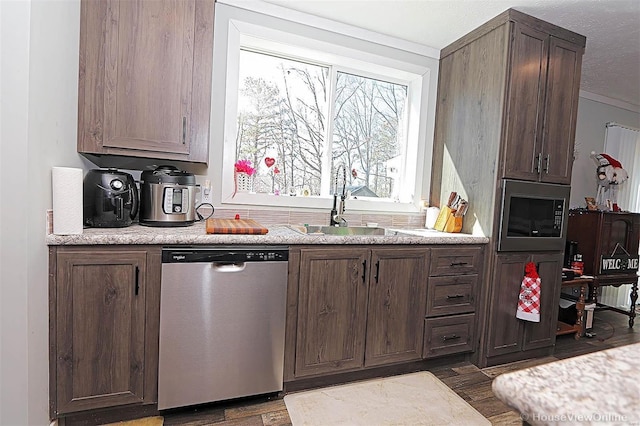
[293, 246, 429, 378]
[422, 247, 483, 359]
[485, 252, 563, 359]
[294, 247, 370, 377]
[50, 246, 161, 417]
[423, 314, 476, 358]
[364, 248, 429, 367]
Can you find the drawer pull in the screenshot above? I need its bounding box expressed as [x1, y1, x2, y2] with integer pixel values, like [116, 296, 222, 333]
[446, 294, 464, 299]
[442, 334, 461, 341]
[450, 262, 468, 267]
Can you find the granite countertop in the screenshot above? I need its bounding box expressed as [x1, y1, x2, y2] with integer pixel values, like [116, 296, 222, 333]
[492, 343, 640, 426]
[46, 223, 489, 246]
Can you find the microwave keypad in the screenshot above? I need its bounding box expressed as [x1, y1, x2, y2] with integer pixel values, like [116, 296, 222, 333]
[553, 200, 564, 230]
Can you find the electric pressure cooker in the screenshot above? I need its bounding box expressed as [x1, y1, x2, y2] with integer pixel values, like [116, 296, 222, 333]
[83, 168, 139, 228]
[139, 165, 197, 227]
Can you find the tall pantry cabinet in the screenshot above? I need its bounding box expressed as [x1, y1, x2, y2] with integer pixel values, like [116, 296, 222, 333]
[429, 9, 585, 367]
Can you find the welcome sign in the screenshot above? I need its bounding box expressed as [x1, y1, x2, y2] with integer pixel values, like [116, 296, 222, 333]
[600, 255, 640, 274]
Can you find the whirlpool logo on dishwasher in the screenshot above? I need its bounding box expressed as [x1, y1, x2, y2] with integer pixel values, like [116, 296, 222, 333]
[172, 255, 186, 261]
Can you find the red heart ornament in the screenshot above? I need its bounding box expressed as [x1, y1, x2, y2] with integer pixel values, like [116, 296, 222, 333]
[265, 157, 275, 168]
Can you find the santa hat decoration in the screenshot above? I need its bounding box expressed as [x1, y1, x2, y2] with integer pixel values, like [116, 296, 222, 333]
[599, 153, 622, 169]
[591, 151, 624, 169]
[591, 151, 628, 184]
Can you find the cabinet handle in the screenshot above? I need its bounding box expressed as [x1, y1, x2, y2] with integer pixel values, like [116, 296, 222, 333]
[374, 260, 380, 283]
[182, 117, 187, 145]
[446, 294, 464, 299]
[449, 262, 468, 267]
[362, 260, 367, 283]
[536, 153, 542, 173]
[544, 154, 550, 173]
[134, 266, 140, 296]
[442, 334, 460, 341]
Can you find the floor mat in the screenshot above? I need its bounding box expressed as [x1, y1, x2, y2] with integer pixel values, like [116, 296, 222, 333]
[284, 371, 490, 426]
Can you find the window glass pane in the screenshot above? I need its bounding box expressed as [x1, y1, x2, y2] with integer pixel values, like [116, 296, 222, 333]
[236, 49, 328, 195]
[236, 50, 410, 201]
[333, 72, 407, 200]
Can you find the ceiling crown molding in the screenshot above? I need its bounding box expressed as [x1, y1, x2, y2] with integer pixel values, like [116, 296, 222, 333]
[580, 90, 640, 114]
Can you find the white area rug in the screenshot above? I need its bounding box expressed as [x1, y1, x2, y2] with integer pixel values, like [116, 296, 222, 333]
[284, 371, 490, 426]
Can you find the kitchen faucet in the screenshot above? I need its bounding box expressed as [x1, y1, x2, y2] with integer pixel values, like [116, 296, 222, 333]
[330, 164, 348, 227]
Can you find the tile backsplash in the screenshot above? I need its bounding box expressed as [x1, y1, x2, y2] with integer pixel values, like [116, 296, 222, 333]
[213, 207, 426, 229]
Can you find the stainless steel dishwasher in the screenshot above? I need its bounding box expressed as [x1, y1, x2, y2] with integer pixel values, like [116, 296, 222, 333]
[158, 246, 289, 410]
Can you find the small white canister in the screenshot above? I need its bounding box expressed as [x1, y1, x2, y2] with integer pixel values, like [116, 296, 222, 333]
[425, 206, 440, 229]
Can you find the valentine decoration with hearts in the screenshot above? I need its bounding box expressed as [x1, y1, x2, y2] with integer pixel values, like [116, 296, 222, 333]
[264, 157, 276, 168]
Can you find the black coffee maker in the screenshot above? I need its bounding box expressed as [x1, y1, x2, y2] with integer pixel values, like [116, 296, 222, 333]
[83, 168, 139, 227]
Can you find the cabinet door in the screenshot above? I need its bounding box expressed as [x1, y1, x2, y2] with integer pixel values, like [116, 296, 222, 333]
[55, 250, 149, 414]
[485, 253, 529, 357]
[502, 23, 548, 182]
[601, 213, 640, 261]
[364, 248, 429, 367]
[539, 36, 583, 184]
[522, 253, 563, 350]
[295, 248, 369, 377]
[78, 0, 214, 163]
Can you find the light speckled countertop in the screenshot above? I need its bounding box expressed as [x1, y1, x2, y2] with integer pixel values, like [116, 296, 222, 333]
[492, 343, 640, 426]
[46, 223, 488, 246]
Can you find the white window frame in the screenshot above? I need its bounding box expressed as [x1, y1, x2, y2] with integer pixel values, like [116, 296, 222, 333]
[210, 2, 439, 213]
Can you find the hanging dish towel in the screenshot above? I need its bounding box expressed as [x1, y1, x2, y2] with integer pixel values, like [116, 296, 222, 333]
[516, 262, 541, 322]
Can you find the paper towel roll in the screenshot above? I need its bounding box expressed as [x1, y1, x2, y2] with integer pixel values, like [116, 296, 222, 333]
[425, 207, 440, 229]
[52, 167, 83, 235]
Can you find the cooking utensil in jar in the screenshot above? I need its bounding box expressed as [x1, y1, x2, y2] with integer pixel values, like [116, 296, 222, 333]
[447, 192, 457, 207]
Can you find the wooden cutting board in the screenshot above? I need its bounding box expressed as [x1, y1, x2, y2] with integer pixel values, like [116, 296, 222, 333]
[205, 218, 269, 235]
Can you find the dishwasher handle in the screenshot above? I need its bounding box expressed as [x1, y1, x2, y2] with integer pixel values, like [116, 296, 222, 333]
[211, 262, 247, 272]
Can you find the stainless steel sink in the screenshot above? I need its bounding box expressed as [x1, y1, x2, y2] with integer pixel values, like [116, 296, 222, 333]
[303, 225, 387, 236]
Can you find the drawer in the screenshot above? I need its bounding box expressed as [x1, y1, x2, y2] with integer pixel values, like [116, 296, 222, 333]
[423, 314, 475, 359]
[429, 247, 483, 276]
[426, 275, 477, 317]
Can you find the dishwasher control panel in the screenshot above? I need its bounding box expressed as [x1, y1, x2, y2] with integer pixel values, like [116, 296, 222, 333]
[162, 246, 289, 263]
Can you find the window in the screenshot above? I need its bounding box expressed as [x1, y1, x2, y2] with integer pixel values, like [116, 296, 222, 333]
[212, 3, 438, 213]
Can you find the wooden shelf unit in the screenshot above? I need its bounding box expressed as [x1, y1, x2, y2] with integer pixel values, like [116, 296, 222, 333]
[567, 210, 640, 328]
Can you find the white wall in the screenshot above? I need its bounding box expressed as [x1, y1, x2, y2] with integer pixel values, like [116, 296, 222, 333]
[1, 0, 84, 424]
[1, 1, 31, 423]
[570, 95, 640, 209]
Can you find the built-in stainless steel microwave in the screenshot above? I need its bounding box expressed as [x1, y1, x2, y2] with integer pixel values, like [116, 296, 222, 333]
[497, 179, 571, 252]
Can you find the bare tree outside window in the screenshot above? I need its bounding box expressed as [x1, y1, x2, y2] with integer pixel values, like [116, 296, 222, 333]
[333, 72, 407, 199]
[236, 49, 408, 199]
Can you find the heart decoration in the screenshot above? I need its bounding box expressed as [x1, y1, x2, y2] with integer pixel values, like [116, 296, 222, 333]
[264, 157, 276, 168]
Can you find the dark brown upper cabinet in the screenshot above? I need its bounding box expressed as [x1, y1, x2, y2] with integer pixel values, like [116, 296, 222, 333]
[77, 0, 214, 164]
[502, 23, 584, 184]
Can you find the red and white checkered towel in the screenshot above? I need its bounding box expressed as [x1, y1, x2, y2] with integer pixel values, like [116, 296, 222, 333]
[516, 262, 541, 322]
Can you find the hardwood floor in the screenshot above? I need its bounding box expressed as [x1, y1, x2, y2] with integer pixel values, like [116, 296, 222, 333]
[161, 309, 639, 426]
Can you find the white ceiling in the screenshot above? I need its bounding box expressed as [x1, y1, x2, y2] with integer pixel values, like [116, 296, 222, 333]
[262, 0, 640, 109]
